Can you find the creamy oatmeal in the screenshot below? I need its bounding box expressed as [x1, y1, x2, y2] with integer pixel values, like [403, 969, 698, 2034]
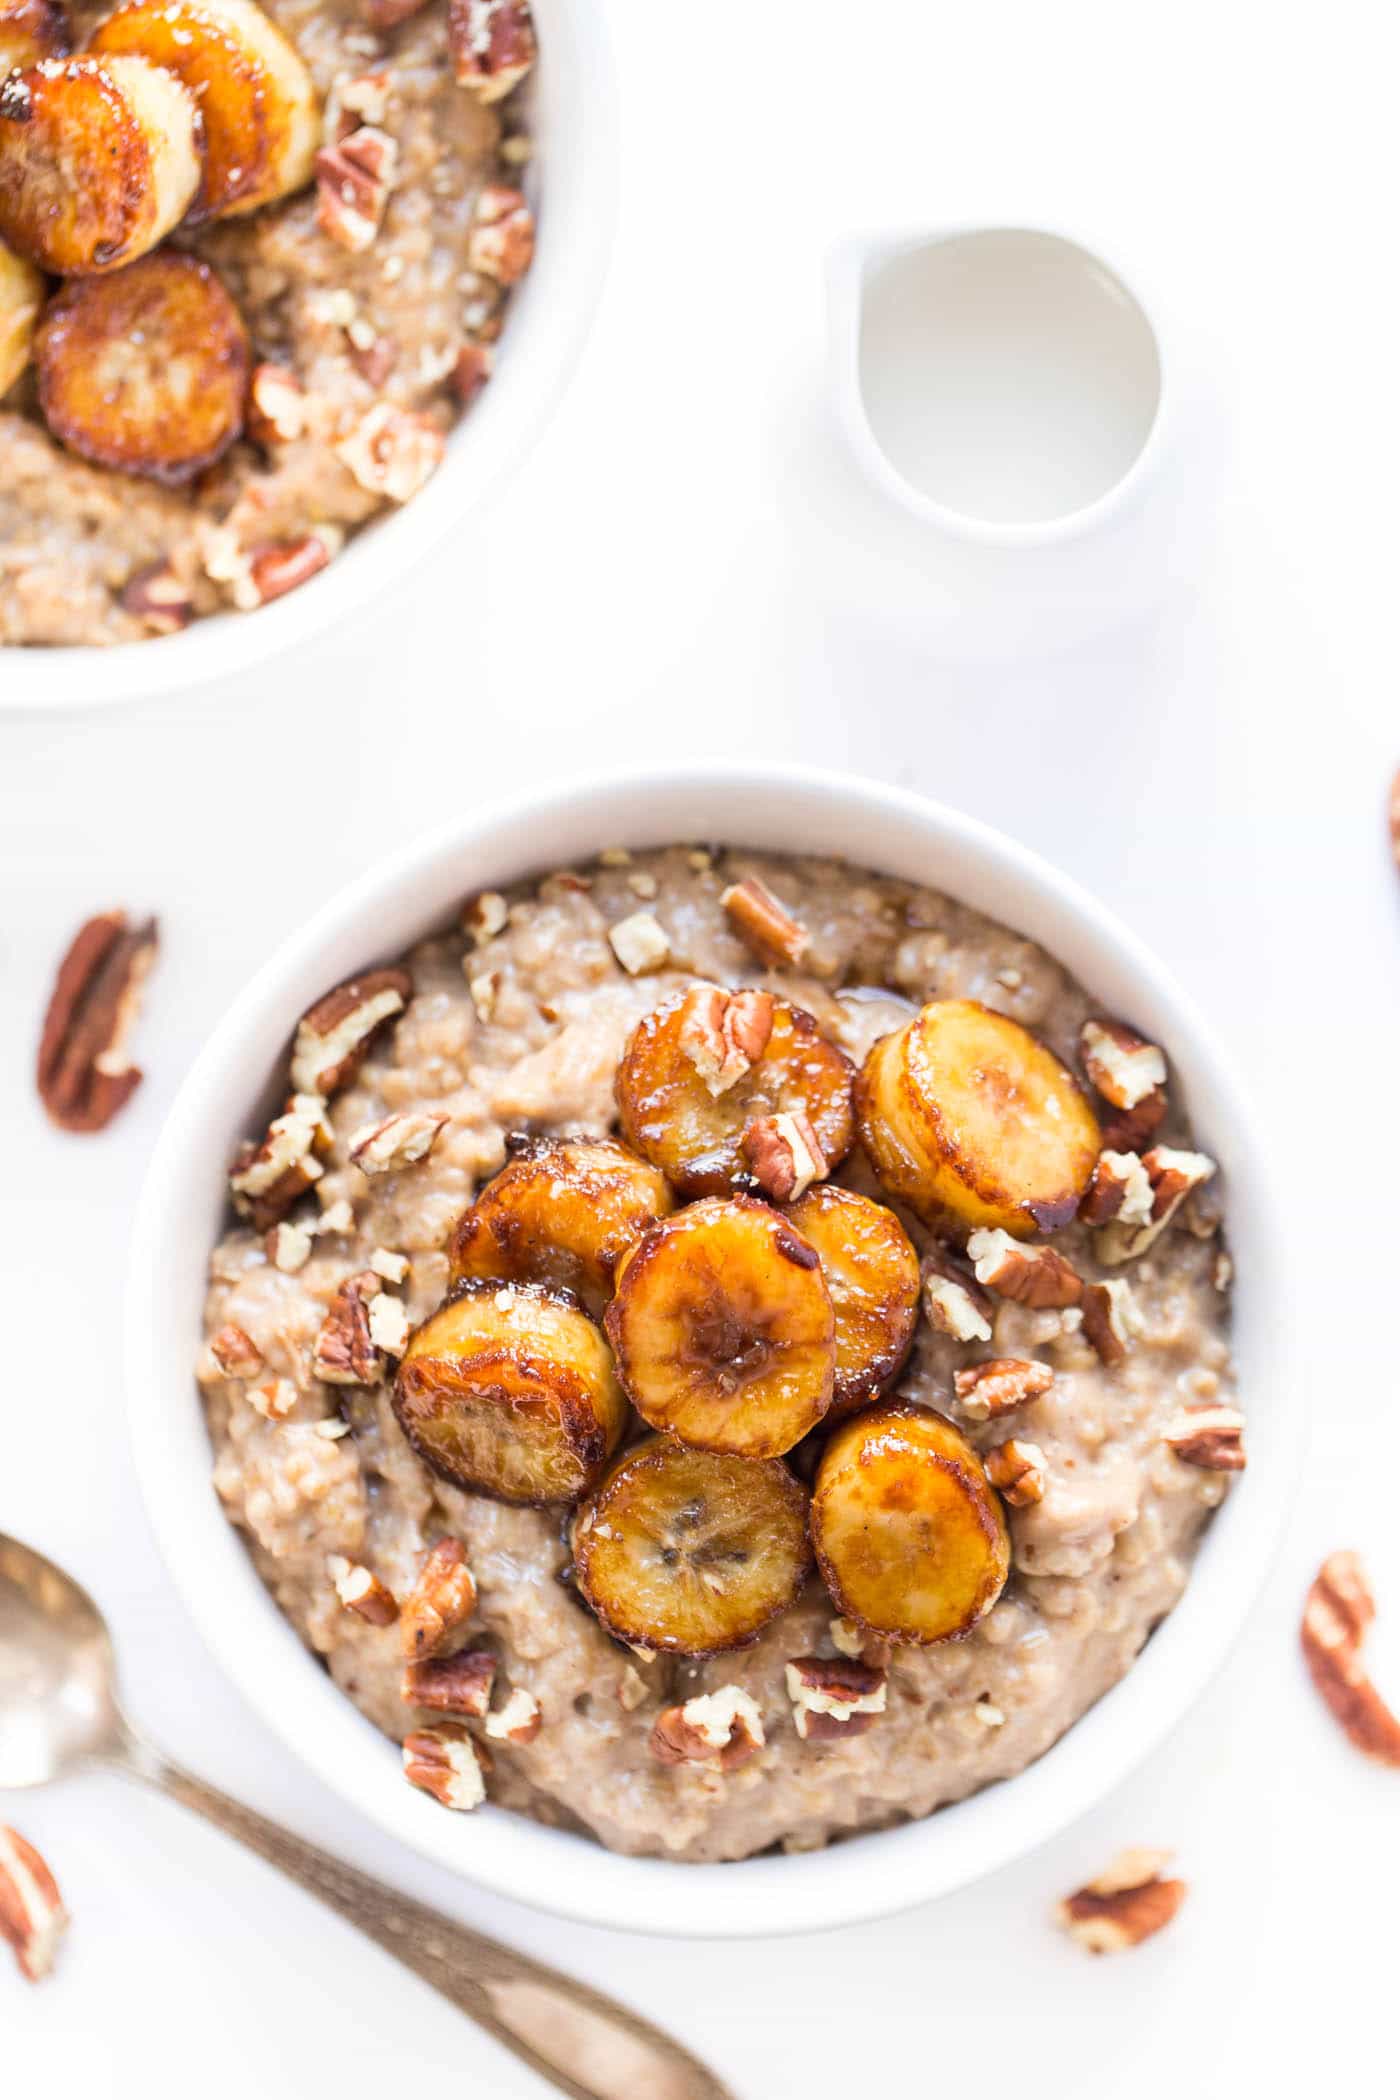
[199, 848, 1238, 1862]
[0, 0, 535, 644]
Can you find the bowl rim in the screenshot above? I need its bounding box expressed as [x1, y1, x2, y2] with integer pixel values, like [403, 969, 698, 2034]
[0, 0, 617, 712]
[126, 762, 1302, 1937]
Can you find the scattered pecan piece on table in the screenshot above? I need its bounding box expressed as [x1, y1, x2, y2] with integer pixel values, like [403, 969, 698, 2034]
[1057, 1849, 1186, 1954]
[37, 910, 158, 1133]
[1300, 1552, 1400, 1766]
[0, 1825, 68, 1983]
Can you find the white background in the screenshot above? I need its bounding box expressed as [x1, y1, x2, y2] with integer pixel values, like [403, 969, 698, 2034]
[4, 0, 1399, 2091]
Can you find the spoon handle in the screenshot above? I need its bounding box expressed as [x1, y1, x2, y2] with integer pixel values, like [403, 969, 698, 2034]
[110, 1733, 734, 2100]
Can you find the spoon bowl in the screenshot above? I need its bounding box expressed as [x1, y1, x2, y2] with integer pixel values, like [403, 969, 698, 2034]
[0, 1535, 122, 1788]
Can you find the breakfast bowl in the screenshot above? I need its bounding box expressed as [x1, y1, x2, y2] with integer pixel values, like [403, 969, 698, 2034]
[126, 764, 1299, 1937]
[1, 0, 616, 710]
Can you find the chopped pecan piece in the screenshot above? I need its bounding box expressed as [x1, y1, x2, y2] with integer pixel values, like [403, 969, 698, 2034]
[985, 1438, 1048, 1507]
[349, 1110, 448, 1175]
[450, 339, 493, 405]
[403, 1724, 487, 1811]
[742, 1109, 826, 1203]
[448, 0, 536, 99]
[1095, 1147, 1216, 1265]
[966, 1228, 1082, 1310]
[245, 529, 341, 606]
[37, 910, 158, 1134]
[209, 1323, 262, 1379]
[399, 1538, 478, 1661]
[677, 983, 775, 1096]
[463, 889, 508, 942]
[1098, 1089, 1168, 1154]
[650, 1686, 765, 1770]
[467, 181, 535, 282]
[290, 967, 413, 1096]
[1391, 764, 1400, 874]
[922, 1254, 993, 1343]
[827, 1617, 891, 1668]
[1301, 1553, 1400, 1766]
[608, 910, 670, 975]
[119, 559, 193, 634]
[246, 361, 308, 447]
[0, 1825, 68, 1983]
[1163, 1405, 1246, 1471]
[316, 123, 399, 251]
[1079, 1149, 1155, 1226]
[954, 1356, 1054, 1422]
[1079, 1019, 1167, 1110]
[248, 1376, 297, 1421]
[484, 1686, 543, 1744]
[403, 1647, 496, 1717]
[266, 1219, 313, 1272]
[785, 1656, 887, 1741]
[312, 1269, 382, 1386]
[230, 1094, 328, 1230]
[336, 401, 445, 502]
[1057, 1850, 1187, 1954]
[720, 876, 810, 967]
[327, 1554, 398, 1626]
[366, 1289, 412, 1357]
[1080, 1279, 1135, 1367]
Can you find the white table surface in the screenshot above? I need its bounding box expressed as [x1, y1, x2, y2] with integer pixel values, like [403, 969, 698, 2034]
[5, 0, 1398, 2090]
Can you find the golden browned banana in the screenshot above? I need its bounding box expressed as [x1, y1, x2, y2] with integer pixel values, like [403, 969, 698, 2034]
[856, 998, 1100, 1237]
[90, 0, 318, 222]
[0, 56, 200, 274]
[811, 1401, 1010, 1644]
[605, 1196, 835, 1459]
[35, 251, 250, 483]
[616, 983, 855, 1198]
[572, 1435, 811, 1655]
[0, 229, 41, 395]
[393, 1280, 627, 1506]
[449, 1135, 673, 1315]
[787, 1183, 921, 1418]
[0, 0, 69, 75]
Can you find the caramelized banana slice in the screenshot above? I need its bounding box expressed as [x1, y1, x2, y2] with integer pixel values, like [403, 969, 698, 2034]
[0, 0, 70, 75]
[856, 999, 1099, 1237]
[449, 1136, 673, 1316]
[573, 1436, 811, 1655]
[393, 1280, 627, 1506]
[616, 985, 855, 1198]
[811, 1402, 1010, 1644]
[91, 0, 318, 221]
[0, 57, 200, 274]
[0, 230, 41, 394]
[787, 1184, 921, 1419]
[605, 1197, 835, 1459]
[36, 251, 249, 483]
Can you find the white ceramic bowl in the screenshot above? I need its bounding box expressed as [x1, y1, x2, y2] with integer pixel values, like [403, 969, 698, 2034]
[3, 0, 616, 711]
[127, 765, 1300, 1937]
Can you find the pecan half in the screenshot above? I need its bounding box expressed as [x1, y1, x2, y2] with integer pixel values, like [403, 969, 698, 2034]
[349, 1110, 447, 1175]
[1079, 1148, 1155, 1226]
[484, 1686, 543, 1744]
[403, 1647, 496, 1717]
[966, 1228, 1082, 1310]
[785, 1656, 887, 1741]
[1057, 1850, 1187, 1954]
[290, 967, 413, 1096]
[1301, 1552, 1400, 1766]
[467, 182, 535, 282]
[402, 1724, 487, 1811]
[399, 1538, 478, 1661]
[677, 983, 775, 1096]
[209, 1323, 263, 1379]
[448, 0, 537, 99]
[119, 559, 193, 634]
[327, 1554, 398, 1626]
[1095, 1146, 1216, 1266]
[1080, 1279, 1135, 1367]
[985, 1438, 1048, 1507]
[336, 401, 445, 503]
[0, 1825, 68, 1983]
[922, 1253, 993, 1343]
[954, 1356, 1054, 1423]
[1163, 1404, 1246, 1471]
[312, 1269, 383, 1386]
[720, 875, 810, 967]
[316, 124, 399, 250]
[742, 1109, 825, 1203]
[650, 1686, 765, 1770]
[229, 1093, 328, 1229]
[1079, 1019, 1167, 1110]
[37, 910, 158, 1133]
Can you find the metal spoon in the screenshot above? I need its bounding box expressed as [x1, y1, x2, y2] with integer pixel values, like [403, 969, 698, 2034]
[0, 1532, 734, 2100]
